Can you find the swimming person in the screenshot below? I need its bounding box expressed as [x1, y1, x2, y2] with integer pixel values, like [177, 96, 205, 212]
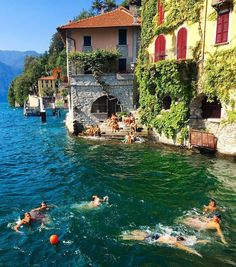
[182, 212, 227, 244]
[203, 198, 220, 215]
[91, 195, 109, 208]
[14, 212, 33, 233]
[121, 230, 206, 257]
[31, 201, 50, 212]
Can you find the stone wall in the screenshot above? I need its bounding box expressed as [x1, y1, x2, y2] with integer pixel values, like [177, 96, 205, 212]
[67, 73, 134, 130]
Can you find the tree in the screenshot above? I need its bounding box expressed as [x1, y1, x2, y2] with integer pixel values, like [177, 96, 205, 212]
[92, 0, 117, 14]
[8, 81, 15, 107]
[74, 9, 94, 21]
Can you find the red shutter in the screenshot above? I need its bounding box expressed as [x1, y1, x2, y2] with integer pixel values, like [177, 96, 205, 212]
[177, 27, 187, 60]
[154, 35, 166, 62]
[157, 0, 164, 25]
[216, 12, 229, 44]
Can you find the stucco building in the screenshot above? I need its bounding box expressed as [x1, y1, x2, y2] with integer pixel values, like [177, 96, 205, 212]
[58, 5, 141, 133]
[145, 0, 236, 155]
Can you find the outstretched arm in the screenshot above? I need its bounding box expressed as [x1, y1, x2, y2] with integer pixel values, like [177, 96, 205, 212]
[216, 226, 227, 244]
[14, 222, 23, 233]
[175, 242, 202, 257]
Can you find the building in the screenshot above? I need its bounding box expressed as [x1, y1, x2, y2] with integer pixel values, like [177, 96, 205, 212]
[139, 0, 236, 155]
[57, 5, 141, 133]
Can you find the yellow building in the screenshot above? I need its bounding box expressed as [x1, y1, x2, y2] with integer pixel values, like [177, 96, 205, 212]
[140, 0, 236, 155]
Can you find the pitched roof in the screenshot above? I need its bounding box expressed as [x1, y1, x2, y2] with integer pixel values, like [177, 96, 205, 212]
[58, 7, 141, 30]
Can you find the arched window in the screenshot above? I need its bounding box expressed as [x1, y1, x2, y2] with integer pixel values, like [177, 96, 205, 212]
[202, 97, 221, 119]
[154, 35, 166, 62]
[177, 27, 187, 60]
[91, 95, 121, 117]
[157, 0, 164, 25]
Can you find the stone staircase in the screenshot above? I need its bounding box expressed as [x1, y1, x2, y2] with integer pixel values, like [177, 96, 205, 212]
[99, 121, 148, 140]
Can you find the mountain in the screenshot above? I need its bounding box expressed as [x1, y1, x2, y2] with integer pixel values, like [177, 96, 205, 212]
[0, 50, 40, 102]
[0, 50, 39, 70]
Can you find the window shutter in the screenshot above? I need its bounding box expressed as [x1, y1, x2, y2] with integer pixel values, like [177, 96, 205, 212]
[154, 35, 166, 62]
[215, 12, 229, 44]
[177, 27, 187, 60]
[157, 0, 164, 25]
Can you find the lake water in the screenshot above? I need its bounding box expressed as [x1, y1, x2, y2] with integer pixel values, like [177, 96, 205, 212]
[0, 102, 235, 266]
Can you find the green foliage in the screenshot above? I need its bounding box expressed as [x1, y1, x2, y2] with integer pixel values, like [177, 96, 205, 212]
[203, 47, 236, 103]
[69, 49, 120, 76]
[8, 81, 15, 107]
[8, 32, 67, 107]
[74, 9, 94, 21]
[151, 102, 189, 139]
[92, 0, 117, 14]
[137, 60, 197, 139]
[155, 0, 204, 36]
[221, 110, 236, 126]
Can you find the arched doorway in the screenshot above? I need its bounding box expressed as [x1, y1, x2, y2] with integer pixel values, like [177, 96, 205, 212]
[202, 97, 221, 119]
[91, 95, 121, 120]
[177, 27, 187, 60]
[154, 35, 166, 62]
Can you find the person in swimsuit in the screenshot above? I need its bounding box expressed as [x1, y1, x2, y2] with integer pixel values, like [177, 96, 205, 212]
[203, 198, 220, 216]
[14, 212, 33, 233]
[90, 195, 109, 207]
[121, 230, 206, 257]
[183, 212, 227, 244]
[31, 201, 49, 212]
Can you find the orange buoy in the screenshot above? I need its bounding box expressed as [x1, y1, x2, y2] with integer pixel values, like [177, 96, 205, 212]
[49, 234, 59, 245]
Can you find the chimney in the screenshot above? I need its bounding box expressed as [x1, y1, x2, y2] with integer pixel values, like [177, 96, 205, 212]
[100, 4, 105, 14]
[129, 0, 137, 16]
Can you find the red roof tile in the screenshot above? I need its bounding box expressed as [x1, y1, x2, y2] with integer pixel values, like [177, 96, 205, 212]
[58, 7, 141, 30]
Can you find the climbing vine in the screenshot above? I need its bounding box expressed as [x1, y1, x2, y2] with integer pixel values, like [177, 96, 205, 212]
[136, 0, 200, 142]
[69, 49, 120, 94]
[202, 47, 236, 103]
[155, 0, 204, 36]
[138, 60, 197, 139]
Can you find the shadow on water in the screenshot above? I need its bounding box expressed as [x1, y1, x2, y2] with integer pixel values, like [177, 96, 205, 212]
[0, 103, 235, 266]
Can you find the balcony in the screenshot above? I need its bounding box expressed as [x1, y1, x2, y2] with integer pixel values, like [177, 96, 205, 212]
[211, 0, 233, 10]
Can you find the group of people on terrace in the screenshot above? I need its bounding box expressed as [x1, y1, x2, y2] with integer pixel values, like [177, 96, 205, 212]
[85, 124, 101, 137]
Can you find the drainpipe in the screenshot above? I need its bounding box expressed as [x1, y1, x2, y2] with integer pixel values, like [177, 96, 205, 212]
[201, 0, 208, 63]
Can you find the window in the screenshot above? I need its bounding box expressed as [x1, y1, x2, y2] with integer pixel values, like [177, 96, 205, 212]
[177, 27, 187, 60]
[202, 97, 221, 119]
[118, 58, 127, 73]
[154, 35, 166, 62]
[84, 36, 91, 46]
[118, 29, 127, 45]
[157, 0, 164, 25]
[215, 11, 229, 44]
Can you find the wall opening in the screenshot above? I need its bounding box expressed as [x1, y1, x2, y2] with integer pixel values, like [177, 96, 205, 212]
[202, 97, 221, 119]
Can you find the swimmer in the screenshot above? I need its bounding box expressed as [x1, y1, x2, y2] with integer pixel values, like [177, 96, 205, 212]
[31, 201, 50, 212]
[183, 212, 227, 244]
[14, 212, 33, 233]
[91, 195, 109, 207]
[121, 230, 207, 257]
[203, 198, 220, 214]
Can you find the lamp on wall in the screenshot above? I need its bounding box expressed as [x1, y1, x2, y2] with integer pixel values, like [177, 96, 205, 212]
[131, 62, 136, 71]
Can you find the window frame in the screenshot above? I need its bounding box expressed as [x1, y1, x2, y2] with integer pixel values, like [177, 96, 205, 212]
[118, 29, 127, 45]
[215, 10, 230, 45]
[83, 36, 91, 47]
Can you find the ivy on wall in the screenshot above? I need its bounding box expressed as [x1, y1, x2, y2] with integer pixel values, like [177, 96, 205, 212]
[136, 0, 199, 142]
[203, 47, 236, 103]
[138, 60, 197, 139]
[155, 0, 204, 36]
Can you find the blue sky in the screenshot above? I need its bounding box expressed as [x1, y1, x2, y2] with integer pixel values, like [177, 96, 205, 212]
[0, 0, 122, 53]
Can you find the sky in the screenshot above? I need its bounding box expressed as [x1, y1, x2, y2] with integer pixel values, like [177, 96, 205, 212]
[0, 0, 122, 53]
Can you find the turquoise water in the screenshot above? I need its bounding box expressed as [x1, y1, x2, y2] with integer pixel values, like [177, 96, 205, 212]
[0, 103, 235, 266]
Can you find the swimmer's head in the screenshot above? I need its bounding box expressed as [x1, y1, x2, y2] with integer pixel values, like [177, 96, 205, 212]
[209, 198, 216, 207]
[92, 195, 98, 200]
[177, 236, 186, 242]
[24, 212, 32, 223]
[41, 201, 47, 208]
